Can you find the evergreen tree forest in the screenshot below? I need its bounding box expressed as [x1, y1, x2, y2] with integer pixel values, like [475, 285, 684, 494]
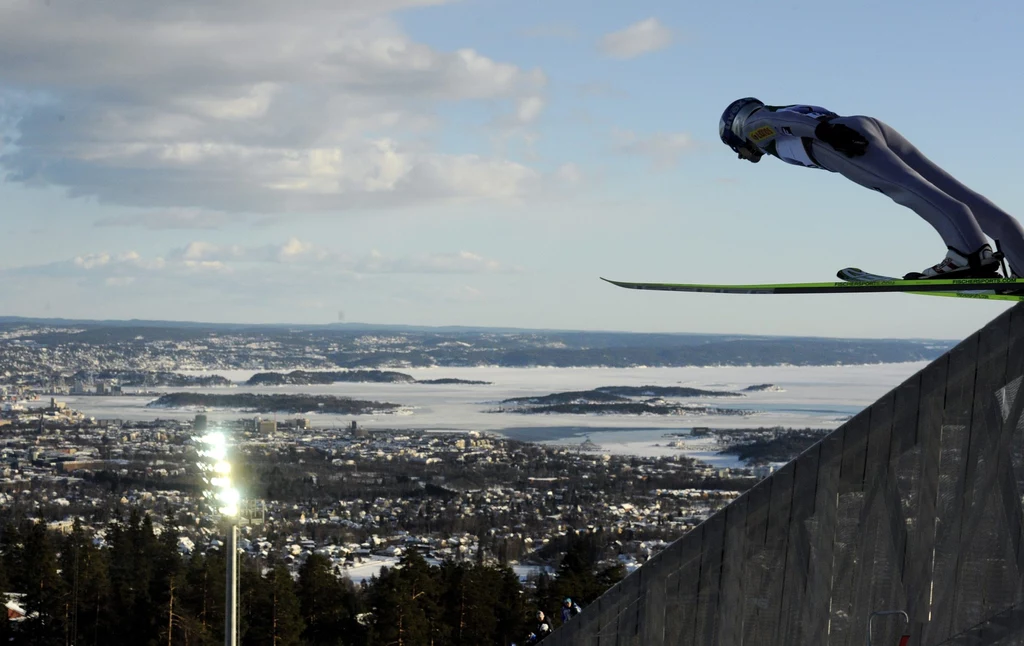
[0, 512, 624, 645]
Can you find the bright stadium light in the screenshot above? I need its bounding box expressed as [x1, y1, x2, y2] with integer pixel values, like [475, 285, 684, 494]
[193, 426, 240, 645]
[217, 487, 240, 516]
[198, 432, 227, 462]
[196, 431, 236, 514]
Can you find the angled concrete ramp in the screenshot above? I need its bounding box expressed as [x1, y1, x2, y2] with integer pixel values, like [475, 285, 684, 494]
[544, 303, 1024, 646]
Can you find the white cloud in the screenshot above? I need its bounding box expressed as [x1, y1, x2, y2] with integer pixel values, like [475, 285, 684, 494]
[182, 260, 230, 272]
[95, 209, 237, 230]
[449, 285, 483, 302]
[612, 129, 696, 168]
[486, 94, 546, 151]
[62, 239, 521, 277]
[0, 0, 550, 213]
[599, 18, 673, 59]
[180, 241, 232, 262]
[175, 83, 280, 121]
[575, 82, 629, 99]
[104, 276, 136, 287]
[172, 240, 318, 264]
[72, 250, 166, 272]
[278, 238, 322, 262]
[521, 24, 579, 41]
[516, 96, 546, 124]
[73, 253, 112, 269]
[555, 163, 584, 185]
[355, 249, 511, 274]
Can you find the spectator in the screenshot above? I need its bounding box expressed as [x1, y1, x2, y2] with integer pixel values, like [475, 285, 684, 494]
[561, 597, 582, 623]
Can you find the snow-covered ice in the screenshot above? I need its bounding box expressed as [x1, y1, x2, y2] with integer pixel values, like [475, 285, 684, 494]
[50, 363, 926, 461]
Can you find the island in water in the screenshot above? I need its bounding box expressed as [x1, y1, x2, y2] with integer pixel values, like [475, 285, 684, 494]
[77, 370, 233, 388]
[715, 427, 830, 464]
[488, 385, 756, 416]
[245, 370, 490, 386]
[147, 393, 402, 415]
[743, 383, 786, 392]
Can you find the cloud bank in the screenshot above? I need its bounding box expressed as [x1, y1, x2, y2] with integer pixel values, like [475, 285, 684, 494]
[0, 0, 550, 214]
[599, 18, 673, 59]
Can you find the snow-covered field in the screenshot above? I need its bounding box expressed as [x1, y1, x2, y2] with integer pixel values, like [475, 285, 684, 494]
[339, 559, 551, 584]
[341, 556, 400, 584]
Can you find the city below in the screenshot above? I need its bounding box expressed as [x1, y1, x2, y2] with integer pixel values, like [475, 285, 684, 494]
[0, 318, 912, 644]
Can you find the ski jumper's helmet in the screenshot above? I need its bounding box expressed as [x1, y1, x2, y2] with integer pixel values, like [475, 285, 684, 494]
[719, 97, 764, 154]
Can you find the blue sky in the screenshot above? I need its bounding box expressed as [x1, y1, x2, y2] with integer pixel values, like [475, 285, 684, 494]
[0, 0, 1022, 339]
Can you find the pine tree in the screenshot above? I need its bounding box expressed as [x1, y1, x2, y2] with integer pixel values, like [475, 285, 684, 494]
[60, 519, 89, 645]
[238, 559, 261, 644]
[247, 563, 304, 646]
[0, 552, 13, 645]
[20, 522, 67, 645]
[0, 522, 25, 592]
[368, 551, 442, 646]
[532, 571, 553, 624]
[494, 566, 529, 646]
[368, 568, 427, 646]
[149, 514, 185, 646]
[135, 512, 163, 641]
[105, 511, 166, 643]
[552, 534, 601, 611]
[178, 550, 226, 645]
[440, 563, 500, 646]
[440, 562, 469, 644]
[296, 553, 354, 646]
[55, 517, 115, 646]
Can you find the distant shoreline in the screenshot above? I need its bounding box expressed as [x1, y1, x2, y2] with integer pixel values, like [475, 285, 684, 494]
[175, 360, 934, 378]
[495, 425, 690, 443]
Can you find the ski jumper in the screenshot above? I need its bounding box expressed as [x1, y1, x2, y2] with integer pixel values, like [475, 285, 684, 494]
[741, 105, 1024, 278]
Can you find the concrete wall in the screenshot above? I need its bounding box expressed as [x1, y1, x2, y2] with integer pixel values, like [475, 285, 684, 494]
[544, 303, 1024, 646]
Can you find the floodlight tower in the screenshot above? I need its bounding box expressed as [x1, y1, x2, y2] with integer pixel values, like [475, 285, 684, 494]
[198, 431, 240, 646]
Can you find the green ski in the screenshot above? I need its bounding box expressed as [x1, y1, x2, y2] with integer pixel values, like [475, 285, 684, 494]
[600, 275, 1024, 300]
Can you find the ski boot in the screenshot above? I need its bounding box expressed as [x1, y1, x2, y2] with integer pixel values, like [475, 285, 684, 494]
[903, 244, 1003, 280]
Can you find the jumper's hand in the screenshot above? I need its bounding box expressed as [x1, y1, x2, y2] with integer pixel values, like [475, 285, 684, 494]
[815, 122, 868, 157]
[737, 144, 763, 163]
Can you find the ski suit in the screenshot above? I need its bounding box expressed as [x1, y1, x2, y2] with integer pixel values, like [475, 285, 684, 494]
[740, 105, 1024, 277]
